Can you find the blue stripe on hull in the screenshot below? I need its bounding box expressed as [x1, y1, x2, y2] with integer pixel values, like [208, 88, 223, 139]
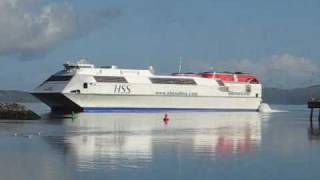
[83, 107, 258, 113]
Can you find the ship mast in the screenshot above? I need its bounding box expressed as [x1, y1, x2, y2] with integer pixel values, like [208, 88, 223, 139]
[178, 56, 183, 74]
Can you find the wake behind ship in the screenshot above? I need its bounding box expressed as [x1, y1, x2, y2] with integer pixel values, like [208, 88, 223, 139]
[32, 59, 262, 112]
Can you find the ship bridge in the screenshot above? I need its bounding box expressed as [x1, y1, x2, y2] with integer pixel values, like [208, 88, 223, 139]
[64, 59, 95, 71]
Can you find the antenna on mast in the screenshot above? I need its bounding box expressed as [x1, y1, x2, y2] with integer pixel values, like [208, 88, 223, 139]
[178, 56, 183, 74]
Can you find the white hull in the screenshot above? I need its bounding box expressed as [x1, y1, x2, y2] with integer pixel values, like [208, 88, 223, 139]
[64, 93, 261, 111]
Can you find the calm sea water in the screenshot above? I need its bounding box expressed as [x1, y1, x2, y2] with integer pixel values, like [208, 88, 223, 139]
[0, 104, 319, 180]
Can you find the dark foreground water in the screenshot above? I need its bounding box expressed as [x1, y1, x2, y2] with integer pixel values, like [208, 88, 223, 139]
[0, 104, 319, 180]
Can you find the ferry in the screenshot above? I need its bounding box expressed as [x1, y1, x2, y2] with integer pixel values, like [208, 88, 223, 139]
[32, 59, 262, 112]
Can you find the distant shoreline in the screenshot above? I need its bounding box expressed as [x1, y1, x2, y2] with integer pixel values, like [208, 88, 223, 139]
[0, 90, 39, 103]
[1, 87, 318, 105]
[263, 86, 320, 105]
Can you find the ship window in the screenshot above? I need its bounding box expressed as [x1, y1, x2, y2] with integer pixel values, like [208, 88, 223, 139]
[216, 80, 225, 86]
[94, 76, 128, 83]
[46, 75, 73, 82]
[83, 83, 88, 89]
[150, 78, 197, 85]
[70, 90, 80, 94]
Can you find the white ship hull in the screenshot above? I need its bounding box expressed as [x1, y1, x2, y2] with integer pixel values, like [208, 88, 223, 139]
[64, 93, 262, 112]
[32, 60, 263, 112]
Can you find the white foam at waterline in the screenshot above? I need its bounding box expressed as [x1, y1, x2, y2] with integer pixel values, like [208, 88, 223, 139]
[258, 103, 288, 113]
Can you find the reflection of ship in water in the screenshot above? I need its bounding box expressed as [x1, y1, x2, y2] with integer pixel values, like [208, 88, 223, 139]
[193, 113, 261, 157]
[66, 132, 152, 169]
[45, 112, 266, 169]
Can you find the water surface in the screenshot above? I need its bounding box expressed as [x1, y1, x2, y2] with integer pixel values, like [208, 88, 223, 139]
[0, 105, 319, 180]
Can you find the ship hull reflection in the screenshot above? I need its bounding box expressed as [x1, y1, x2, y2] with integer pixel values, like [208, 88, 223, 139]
[46, 112, 266, 169]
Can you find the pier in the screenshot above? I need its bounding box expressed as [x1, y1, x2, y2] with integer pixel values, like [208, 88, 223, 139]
[308, 100, 320, 135]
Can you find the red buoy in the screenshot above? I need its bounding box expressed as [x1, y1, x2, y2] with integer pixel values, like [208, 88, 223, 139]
[163, 114, 170, 125]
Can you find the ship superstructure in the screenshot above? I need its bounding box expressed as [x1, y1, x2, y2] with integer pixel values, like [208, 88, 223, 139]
[32, 59, 262, 112]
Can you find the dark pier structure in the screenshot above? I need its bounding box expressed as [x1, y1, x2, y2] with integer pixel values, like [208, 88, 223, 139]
[308, 100, 320, 135]
[0, 103, 41, 120]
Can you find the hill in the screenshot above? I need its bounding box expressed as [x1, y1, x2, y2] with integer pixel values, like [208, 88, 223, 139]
[0, 90, 39, 103]
[263, 86, 320, 105]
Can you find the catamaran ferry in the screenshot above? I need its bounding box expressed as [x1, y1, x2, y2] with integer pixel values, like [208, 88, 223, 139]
[32, 59, 262, 112]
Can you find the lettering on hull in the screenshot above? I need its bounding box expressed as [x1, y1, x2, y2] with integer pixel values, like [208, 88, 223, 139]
[114, 84, 131, 94]
[155, 91, 198, 96]
[228, 92, 250, 96]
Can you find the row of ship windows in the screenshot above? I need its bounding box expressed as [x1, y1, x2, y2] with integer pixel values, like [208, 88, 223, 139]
[46, 75, 73, 81]
[46, 75, 197, 85]
[94, 76, 197, 85]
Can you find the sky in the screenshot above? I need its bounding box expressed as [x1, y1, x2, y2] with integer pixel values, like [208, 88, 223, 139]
[0, 0, 319, 90]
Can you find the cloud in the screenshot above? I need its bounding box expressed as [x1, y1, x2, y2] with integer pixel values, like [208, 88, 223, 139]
[0, 0, 120, 59]
[186, 54, 320, 88]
